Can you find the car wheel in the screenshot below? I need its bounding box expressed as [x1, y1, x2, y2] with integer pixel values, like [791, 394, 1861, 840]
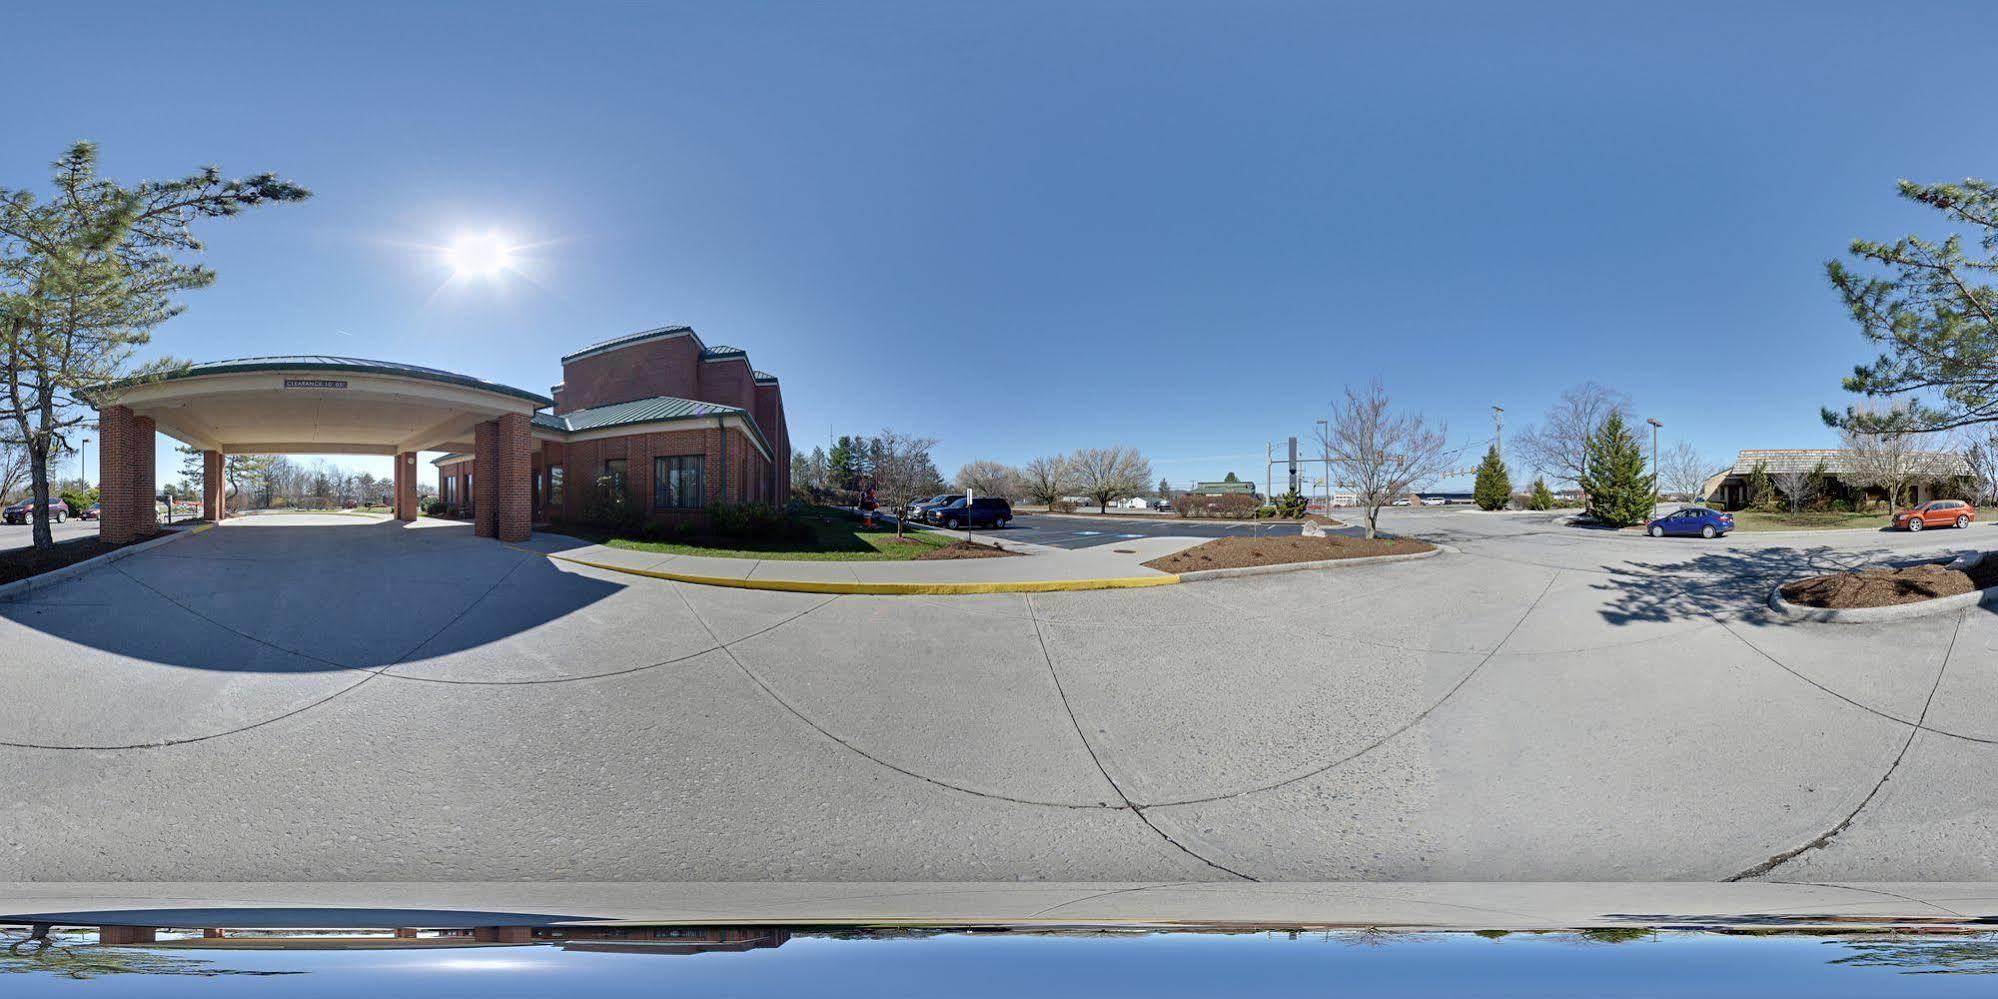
[1701, 525, 1716, 539]
[1957, 515, 1970, 529]
[1907, 518, 1923, 532]
[999, 518, 1010, 529]
[1648, 525, 1663, 537]
[945, 517, 960, 530]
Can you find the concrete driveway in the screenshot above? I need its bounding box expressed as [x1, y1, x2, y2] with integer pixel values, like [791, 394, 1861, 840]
[0, 510, 1993, 883]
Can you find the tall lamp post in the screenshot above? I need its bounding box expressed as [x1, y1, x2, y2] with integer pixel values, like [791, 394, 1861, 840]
[1491, 405, 1503, 454]
[79, 437, 90, 488]
[1315, 418, 1330, 512]
[1645, 418, 1663, 511]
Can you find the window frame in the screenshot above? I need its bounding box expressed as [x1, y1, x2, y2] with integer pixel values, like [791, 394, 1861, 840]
[654, 454, 706, 509]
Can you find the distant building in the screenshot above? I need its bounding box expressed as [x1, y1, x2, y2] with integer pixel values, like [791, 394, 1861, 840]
[1186, 480, 1260, 499]
[1702, 448, 1971, 510]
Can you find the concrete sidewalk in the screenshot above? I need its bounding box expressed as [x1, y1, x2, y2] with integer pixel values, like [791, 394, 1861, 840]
[516, 532, 1200, 593]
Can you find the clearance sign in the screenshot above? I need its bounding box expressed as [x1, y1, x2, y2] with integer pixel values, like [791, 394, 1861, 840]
[283, 378, 348, 389]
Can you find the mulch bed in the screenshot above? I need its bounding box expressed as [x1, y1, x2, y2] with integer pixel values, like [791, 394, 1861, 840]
[911, 540, 1022, 560]
[1142, 534, 1433, 573]
[0, 531, 166, 586]
[1779, 555, 1998, 609]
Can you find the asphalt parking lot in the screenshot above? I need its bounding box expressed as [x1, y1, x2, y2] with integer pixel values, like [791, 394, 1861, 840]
[0, 517, 98, 552]
[3, 509, 1995, 884]
[982, 512, 1357, 549]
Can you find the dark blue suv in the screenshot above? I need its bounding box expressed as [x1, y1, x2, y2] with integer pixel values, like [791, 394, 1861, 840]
[934, 497, 1012, 529]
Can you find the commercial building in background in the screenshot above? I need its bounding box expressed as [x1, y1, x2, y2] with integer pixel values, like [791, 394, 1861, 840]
[436, 325, 790, 527]
[1700, 448, 1971, 510]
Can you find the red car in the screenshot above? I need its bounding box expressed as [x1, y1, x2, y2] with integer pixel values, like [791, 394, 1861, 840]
[1894, 499, 1976, 532]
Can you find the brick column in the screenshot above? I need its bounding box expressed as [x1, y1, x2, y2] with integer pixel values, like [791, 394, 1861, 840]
[395, 451, 418, 521]
[494, 412, 532, 542]
[202, 450, 225, 521]
[472, 925, 530, 944]
[98, 925, 158, 945]
[473, 420, 499, 538]
[97, 405, 138, 543]
[131, 415, 156, 535]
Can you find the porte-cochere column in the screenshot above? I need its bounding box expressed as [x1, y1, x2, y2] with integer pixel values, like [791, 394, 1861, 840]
[394, 451, 418, 521]
[96, 404, 154, 544]
[493, 412, 531, 543]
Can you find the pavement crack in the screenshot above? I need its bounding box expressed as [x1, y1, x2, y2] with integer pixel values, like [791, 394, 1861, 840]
[1143, 572, 1561, 808]
[1025, 593, 1259, 881]
[1726, 610, 1964, 881]
[668, 584, 1114, 811]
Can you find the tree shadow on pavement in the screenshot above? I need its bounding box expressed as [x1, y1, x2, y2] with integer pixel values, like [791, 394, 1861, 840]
[1592, 545, 1904, 627]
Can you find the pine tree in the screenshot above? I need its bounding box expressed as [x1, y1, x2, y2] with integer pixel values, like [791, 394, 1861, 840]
[1527, 477, 1555, 510]
[1804, 459, 1831, 511]
[1577, 411, 1654, 527]
[1747, 461, 1776, 511]
[1472, 443, 1511, 510]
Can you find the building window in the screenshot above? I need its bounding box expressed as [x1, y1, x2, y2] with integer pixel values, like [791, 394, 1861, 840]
[548, 464, 564, 507]
[655, 455, 704, 508]
[603, 458, 627, 493]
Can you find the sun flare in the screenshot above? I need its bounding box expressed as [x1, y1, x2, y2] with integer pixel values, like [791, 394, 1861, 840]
[446, 232, 516, 278]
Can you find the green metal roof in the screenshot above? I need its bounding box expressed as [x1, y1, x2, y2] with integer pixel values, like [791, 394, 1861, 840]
[1190, 480, 1258, 494]
[752, 370, 779, 383]
[700, 344, 747, 359]
[530, 394, 774, 458]
[104, 355, 553, 406]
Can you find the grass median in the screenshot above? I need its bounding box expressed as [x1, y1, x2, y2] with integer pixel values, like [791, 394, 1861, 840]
[1723, 507, 1998, 533]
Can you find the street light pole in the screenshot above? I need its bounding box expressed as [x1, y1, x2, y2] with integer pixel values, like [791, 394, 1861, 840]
[1645, 417, 1663, 511]
[1491, 406, 1503, 454]
[1315, 418, 1330, 513]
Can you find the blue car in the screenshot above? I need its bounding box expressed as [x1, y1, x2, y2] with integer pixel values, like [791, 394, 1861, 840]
[1646, 506, 1733, 538]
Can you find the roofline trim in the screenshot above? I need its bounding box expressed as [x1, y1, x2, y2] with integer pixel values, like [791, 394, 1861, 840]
[95, 357, 553, 407]
[559, 326, 699, 364]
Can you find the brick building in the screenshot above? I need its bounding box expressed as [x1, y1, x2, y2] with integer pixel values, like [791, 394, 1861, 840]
[434, 325, 789, 527]
[86, 324, 788, 546]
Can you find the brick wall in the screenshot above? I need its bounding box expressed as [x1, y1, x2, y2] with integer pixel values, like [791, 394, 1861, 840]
[696, 357, 755, 412]
[557, 335, 701, 413]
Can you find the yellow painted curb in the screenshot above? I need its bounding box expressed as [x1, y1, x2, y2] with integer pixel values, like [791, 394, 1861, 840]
[189, 523, 215, 535]
[516, 548, 1182, 595]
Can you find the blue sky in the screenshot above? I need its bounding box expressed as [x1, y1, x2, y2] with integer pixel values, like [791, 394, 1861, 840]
[12, 2, 1995, 490]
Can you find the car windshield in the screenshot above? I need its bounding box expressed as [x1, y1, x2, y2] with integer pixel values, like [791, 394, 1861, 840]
[12, 9, 1998, 995]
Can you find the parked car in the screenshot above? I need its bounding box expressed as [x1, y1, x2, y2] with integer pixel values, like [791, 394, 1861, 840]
[81, 503, 101, 521]
[910, 493, 964, 524]
[934, 497, 1012, 529]
[1894, 499, 1976, 532]
[2, 498, 70, 525]
[1646, 506, 1733, 539]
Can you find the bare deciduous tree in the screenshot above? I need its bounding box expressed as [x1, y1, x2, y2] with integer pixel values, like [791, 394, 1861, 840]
[1768, 468, 1812, 513]
[1966, 430, 1998, 506]
[954, 459, 1018, 500]
[1512, 382, 1630, 488]
[865, 428, 941, 538]
[1317, 379, 1453, 538]
[1842, 402, 1929, 510]
[1069, 446, 1152, 513]
[1019, 454, 1072, 507]
[1656, 441, 1716, 501]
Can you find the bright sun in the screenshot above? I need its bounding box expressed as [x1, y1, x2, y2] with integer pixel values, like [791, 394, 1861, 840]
[446, 233, 515, 277]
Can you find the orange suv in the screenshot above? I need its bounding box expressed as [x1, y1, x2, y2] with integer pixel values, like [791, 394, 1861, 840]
[1894, 499, 1976, 532]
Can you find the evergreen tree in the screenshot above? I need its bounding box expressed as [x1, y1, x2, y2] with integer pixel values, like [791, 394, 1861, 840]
[826, 436, 860, 491]
[1472, 443, 1511, 510]
[1223, 471, 1240, 482]
[1527, 477, 1555, 511]
[0, 143, 309, 548]
[1804, 459, 1831, 511]
[1747, 461, 1775, 511]
[1576, 411, 1654, 527]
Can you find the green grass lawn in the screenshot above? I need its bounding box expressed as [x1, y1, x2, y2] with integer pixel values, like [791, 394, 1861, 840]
[1722, 507, 1998, 533]
[567, 506, 961, 561]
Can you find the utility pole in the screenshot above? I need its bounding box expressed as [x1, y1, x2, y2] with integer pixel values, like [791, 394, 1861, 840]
[1491, 405, 1503, 454]
[1646, 417, 1663, 511]
[1316, 418, 1330, 512]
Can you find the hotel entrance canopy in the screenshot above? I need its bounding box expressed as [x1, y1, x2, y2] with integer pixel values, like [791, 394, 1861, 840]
[101, 355, 552, 456]
[92, 356, 551, 543]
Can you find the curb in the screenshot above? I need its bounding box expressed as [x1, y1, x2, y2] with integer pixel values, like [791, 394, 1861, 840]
[529, 548, 1183, 595]
[0, 523, 207, 602]
[1172, 544, 1443, 582]
[1767, 551, 1997, 623]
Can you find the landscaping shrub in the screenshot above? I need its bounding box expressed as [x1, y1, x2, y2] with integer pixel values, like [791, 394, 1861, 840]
[706, 502, 813, 543]
[1255, 504, 1279, 519]
[1050, 499, 1078, 514]
[1271, 489, 1308, 519]
[426, 500, 445, 515]
[1526, 478, 1555, 511]
[674, 521, 697, 540]
[584, 475, 643, 533]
